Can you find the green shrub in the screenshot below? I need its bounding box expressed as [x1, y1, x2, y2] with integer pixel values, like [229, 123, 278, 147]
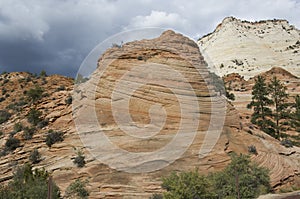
[29, 148, 41, 164]
[14, 122, 23, 132]
[73, 150, 86, 168]
[39, 70, 47, 77]
[0, 149, 8, 157]
[9, 131, 17, 137]
[213, 153, 270, 198]
[162, 170, 215, 199]
[41, 77, 47, 85]
[56, 85, 66, 91]
[0, 97, 5, 102]
[1, 88, 7, 95]
[26, 86, 44, 103]
[23, 126, 37, 140]
[248, 145, 257, 154]
[149, 193, 163, 199]
[0, 110, 11, 124]
[65, 95, 72, 105]
[281, 139, 293, 148]
[37, 119, 49, 129]
[27, 109, 42, 126]
[18, 78, 24, 83]
[6, 100, 27, 112]
[226, 91, 235, 100]
[25, 76, 32, 82]
[161, 154, 271, 199]
[2, 79, 9, 84]
[5, 137, 20, 151]
[45, 130, 64, 147]
[65, 179, 89, 199]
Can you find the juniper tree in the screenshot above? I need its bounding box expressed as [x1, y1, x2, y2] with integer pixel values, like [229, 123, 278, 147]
[26, 86, 44, 103]
[161, 154, 271, 199]
[268, 77, 289, 138]
[247, 76, 274, 136]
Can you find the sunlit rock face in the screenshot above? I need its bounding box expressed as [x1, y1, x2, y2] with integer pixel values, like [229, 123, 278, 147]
[199, 17, 300, 79]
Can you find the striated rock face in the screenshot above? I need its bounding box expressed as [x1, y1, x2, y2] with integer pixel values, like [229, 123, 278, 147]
[198, 17, 300, 79]
[0, 30, 300, 198]
[72, 30, 231, 197]
[72, 30, 300, 197]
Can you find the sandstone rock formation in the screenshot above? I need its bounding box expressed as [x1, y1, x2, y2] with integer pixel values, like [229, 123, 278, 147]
[72, 30, 300, 196]
[198, 17, 300, 79]
[0, 29, 299, 198]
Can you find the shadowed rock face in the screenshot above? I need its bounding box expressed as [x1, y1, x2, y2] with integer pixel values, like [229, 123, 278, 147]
[0, 29, 300, 198]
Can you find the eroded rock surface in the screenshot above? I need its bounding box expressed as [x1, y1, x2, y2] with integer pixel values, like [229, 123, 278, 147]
[199, 17, 300, 79]
[0, 30, 299, 198]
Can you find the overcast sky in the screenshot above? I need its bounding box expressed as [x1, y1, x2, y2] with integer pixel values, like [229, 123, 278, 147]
[0, 0, 299, 77]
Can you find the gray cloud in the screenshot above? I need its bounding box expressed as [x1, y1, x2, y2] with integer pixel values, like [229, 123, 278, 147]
[0, 0, 299, 77]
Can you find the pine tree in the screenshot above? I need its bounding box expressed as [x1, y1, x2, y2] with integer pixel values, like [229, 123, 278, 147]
[292, 95, 300, 131]
[247, 76, 274, 136]
[268, 77, 289, 138]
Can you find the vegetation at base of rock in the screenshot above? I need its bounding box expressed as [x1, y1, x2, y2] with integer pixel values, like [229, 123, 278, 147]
[73, 150, 86, 168]
[0, 164, 61, 199]
[160, 154, 271, 199]
[65, 179, 89, 199]
[149, 193, 163, 199]
[0, 110, 11, 124]
[162, 170, 214, 199]
[45, 130, 64, 147]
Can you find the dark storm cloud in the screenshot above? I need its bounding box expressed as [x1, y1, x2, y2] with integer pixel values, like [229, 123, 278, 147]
[0, 0, 299, 77]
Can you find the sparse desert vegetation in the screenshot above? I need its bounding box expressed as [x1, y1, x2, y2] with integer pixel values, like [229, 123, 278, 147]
[0, 17, 299, 198]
